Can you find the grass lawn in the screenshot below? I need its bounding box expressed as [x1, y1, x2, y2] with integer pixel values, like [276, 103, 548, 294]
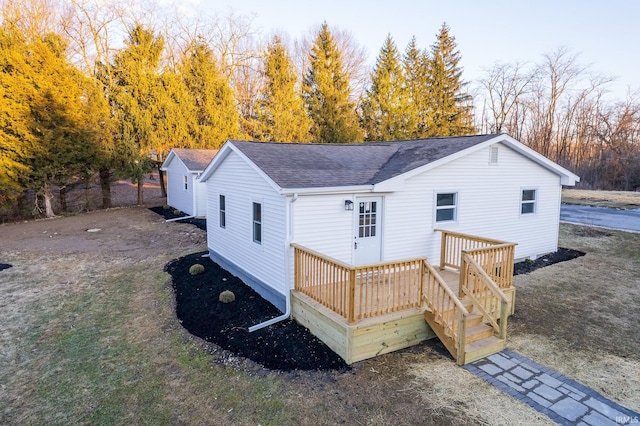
[562, 188, 640, 209]
[0, 207, 638, 425]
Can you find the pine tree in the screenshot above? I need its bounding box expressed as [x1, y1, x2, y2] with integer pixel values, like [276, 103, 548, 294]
[255, 36, 311, 142]
[361, 34, 413, 141]
[426, 23, 474, 136]
[180, 39, 239, 149]
[0, 26, 106, 216]
[403, 36, 431, 138]
[303, 23, 361, 143]
[107, 24, 165, 204]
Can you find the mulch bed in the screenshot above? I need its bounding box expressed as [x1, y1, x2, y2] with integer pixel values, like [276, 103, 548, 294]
[165, 252, 349, 372]
[0, 263, 12, 271]
[513, 247, 585, 275]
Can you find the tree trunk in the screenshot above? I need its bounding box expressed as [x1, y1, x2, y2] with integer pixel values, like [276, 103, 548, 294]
[158, 162, 167, 198]
[59, 186, 68, 212]
[137, 179, 144, 205]
[99, 167, 112, 209]
[43, 185, 55, 218]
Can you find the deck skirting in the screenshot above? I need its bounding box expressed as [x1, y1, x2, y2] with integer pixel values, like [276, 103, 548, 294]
[291, 291, 436, 364]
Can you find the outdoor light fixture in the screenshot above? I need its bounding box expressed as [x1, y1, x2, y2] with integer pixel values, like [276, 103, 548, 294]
[344, 200, 354, 211]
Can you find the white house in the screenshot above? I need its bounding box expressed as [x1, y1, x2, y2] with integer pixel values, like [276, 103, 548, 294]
[199, 134, 579, 314]
[161, 148, 218, 217]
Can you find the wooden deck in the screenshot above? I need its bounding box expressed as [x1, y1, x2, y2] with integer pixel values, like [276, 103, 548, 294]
[291, 230, 517, 365]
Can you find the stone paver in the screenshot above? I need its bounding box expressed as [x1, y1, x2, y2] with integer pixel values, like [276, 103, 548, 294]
[464, 349, 639, 426]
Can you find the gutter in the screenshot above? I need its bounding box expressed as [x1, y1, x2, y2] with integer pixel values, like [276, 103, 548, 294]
[249, 193, 298, 332]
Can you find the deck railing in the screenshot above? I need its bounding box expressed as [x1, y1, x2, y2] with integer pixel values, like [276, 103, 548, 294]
[292, 244, 424, 323]
[436, 229, 516, 289]
[460, 253, 508, 339]
[423, 261, 469, 359]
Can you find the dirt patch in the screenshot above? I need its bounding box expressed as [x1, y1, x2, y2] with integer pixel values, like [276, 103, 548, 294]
[166, 252, 348, 371]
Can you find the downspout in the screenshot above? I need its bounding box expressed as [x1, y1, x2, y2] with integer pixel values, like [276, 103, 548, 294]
[249, 193, 298, 332]
[166, 215, 195, 222]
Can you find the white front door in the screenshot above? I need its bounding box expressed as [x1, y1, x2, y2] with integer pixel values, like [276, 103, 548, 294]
[354, 197, 382, 265]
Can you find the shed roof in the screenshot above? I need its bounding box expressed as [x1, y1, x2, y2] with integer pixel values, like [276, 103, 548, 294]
[167, 148, 218, 172]
[230, 134, 499, 188]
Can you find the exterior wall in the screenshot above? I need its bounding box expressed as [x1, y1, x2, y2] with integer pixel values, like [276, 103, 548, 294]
[291, 194, 355, 264]
[166, 158, 195, 216]
[383, 143, 562, 263]
[205, 151, 288, 311]
[194, 178, 207, 217]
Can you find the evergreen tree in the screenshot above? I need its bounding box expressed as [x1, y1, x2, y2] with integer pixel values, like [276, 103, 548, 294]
[403, 36, 431, 138]
[303, 22, 361, 143]
[361, 34, 412, 141]
[0, 26, 105, 216]
[107, 24, 165, 205]
[426, 23, 474, 136]
[180, 39, 239, 149]
[255, 35, 311, 142]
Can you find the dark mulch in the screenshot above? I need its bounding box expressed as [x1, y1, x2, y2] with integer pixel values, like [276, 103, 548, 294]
[513, 247, 585, 275]
[0, 263, 12, 271]
[165, 252, 349, 372]
[149, 206, 206, 231]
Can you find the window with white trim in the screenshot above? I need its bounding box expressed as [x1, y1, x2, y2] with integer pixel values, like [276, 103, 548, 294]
[252, 202, 262, 244]
[521, 189, 537, 214]
[183, 175, 188, 190]
[435, 192, 457, 222]
[219, 195, 226, 228]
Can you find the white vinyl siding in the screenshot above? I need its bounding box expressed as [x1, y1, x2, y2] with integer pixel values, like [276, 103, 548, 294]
[383, 143, 562, 263]
[165, 157, 195, 216]
[205, 151, 287, 296]
[292, 194, 355, 264]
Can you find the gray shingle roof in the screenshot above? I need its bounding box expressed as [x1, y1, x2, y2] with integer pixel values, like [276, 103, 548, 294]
[172, 148, 218, 172]
[231, 134, 500, 189]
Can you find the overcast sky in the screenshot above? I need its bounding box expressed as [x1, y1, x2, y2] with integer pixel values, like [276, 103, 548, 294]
[172, 0, 639, 99]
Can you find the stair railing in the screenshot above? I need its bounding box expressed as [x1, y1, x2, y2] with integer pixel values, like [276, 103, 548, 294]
[423, 260, 469, 361]
[459, 253, 509, 339]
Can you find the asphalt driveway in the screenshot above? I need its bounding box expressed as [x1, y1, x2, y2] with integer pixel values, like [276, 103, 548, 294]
[560, 204, 640, 232]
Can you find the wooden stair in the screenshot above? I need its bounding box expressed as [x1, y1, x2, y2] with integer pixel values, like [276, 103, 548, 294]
[424, 299, 506, 365]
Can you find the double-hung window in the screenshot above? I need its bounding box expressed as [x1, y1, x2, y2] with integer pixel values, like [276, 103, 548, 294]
[435, 192, 457, 222]
[183, 175, 188, 190]
[219, 195, 226, 228]
[252, 202, 262, 244]
[521, 189, 537, 214]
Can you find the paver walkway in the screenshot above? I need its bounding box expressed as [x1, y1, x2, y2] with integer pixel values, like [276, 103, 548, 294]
[464, 350, 639, 425]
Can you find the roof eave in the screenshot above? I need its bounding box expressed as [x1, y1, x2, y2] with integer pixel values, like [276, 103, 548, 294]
[280, 185, 375, 196]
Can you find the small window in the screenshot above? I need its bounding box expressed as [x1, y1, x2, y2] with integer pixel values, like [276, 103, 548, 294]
[183, 175, 188, 190]
[219, 195, 226, 228]
[252, 202, 262, 244]
[436, 192, 457, 222]
[489, 146, 499, 164]
[521, 189, 536, 214]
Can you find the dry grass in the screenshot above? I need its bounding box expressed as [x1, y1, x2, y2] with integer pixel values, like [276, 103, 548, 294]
[408, 351, 555, 425]
[2, 207, 639, 424]
[562, 189, 640, 209]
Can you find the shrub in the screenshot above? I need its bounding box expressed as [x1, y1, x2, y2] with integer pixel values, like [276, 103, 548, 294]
[173, 209, 181, 215]
[219, 290, 235, 303]
[189, 264, 205, 275]
[163, 205, 170, 210]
